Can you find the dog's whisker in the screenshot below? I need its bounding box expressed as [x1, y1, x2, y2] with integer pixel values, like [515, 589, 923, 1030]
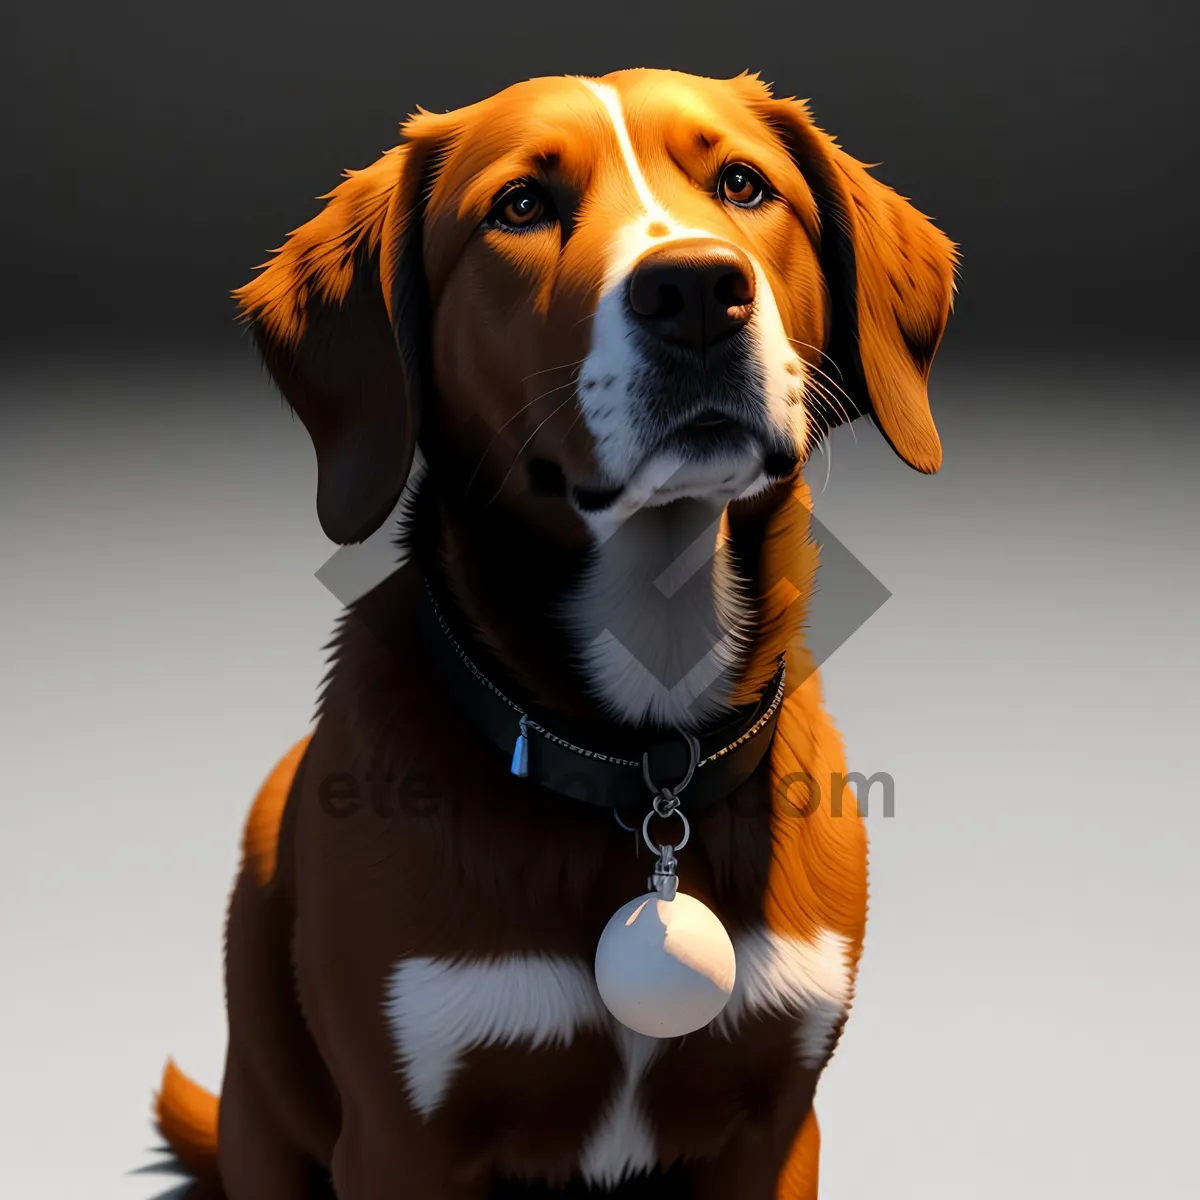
[569, 306, 608, 333]
[787, 346, 856, 416]
[485, 392, 577, 507]
[818, 428, 833, 493]
[519, 357, 587, 384]
[786, 337, 846, 382]
[558, 405, 586, 445]
[805, 373, 859, 440]
[787, 344, 858, 417]
[463, 371, 581, 499]
[802, 377, 858, 446]
[810, 383, 856, 432]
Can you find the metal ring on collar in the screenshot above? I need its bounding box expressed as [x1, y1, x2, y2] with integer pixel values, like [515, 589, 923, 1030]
[642, 731, 701, 798]
[642, 806, 691, 856]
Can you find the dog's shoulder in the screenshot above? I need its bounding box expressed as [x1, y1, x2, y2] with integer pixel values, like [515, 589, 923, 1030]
[240, 734, 313, 888]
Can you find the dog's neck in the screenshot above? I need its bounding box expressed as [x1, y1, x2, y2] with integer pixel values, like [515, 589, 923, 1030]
[559, 500, 752, 730]
[406, 471, 815, 736]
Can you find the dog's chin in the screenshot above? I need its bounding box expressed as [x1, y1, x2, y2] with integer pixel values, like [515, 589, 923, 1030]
[570, 421, 798, 522]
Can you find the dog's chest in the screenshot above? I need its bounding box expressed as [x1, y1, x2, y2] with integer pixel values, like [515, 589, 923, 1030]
[383, 925, 853, 1185]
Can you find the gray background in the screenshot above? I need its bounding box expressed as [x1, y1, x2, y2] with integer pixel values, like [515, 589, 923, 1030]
[2, 0, 1197, 1197]
[5, 0, 1198, 357]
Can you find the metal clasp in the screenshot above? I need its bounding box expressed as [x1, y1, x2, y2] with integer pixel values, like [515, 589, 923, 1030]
[650, 843, 679, 901]
[613, 731, 701, 884]
[642, 806, 690, 902]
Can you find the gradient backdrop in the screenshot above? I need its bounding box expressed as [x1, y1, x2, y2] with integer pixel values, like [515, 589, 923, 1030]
[2, 2, 1197, 1198]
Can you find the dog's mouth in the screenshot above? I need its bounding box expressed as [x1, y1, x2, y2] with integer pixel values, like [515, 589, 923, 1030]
[568, 410, 798, 516]
[572, 482, 631, 513]
[663, 408, 757, 455]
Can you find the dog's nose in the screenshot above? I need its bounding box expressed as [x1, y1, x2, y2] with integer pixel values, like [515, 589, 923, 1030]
[627, 239, 756, 354]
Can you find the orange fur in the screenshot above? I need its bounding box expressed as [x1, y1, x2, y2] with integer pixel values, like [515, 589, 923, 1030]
[828, 140, 957, 473]
[233, 148, 412, 346]
[754, 94, 957, 473]
[767, 669, 868, 946]
[241, 735, 312, 887]
[154, 1059, 220, 1185]
[754, 481, 869, 948]
[777, 1108, 822, 1199]
[728, 475, 821, 707]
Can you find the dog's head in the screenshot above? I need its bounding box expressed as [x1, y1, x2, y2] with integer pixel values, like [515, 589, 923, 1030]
[236, 69, 956, 546]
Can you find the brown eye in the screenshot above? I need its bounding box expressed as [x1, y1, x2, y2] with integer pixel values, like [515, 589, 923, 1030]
[719, 163, 768, 209]
[492, 185, 551, 231]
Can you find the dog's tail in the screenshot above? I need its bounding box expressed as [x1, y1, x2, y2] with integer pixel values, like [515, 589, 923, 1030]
[153, 1059, 223, 1195]
[150, 738, 314, 1196]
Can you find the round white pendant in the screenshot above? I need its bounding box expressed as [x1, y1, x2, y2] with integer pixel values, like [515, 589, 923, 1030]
[594, 892, 736, 1038]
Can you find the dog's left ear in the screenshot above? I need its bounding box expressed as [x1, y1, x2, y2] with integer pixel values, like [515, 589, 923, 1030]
[234, 117, 451, 543]
[760, 97, 958, 473]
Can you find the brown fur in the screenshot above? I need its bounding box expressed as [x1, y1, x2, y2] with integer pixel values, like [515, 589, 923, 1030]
[155, 69, 955, 1198]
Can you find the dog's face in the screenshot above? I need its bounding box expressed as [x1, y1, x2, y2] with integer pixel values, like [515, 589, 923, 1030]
[237, 69, 956, 546]
[423, 73, 825, 529]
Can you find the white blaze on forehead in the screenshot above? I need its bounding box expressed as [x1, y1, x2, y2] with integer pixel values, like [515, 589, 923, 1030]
[572, 76, 731, 492]
[579, 79, 667, 221]
[567, 77, 812, 730]
[574, 75, 807, 445]
[577, 78, 720, 284]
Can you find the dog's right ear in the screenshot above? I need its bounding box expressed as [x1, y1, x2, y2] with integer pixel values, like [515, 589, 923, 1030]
[754, 93, 957, 474]
[235, 122, 449, 544]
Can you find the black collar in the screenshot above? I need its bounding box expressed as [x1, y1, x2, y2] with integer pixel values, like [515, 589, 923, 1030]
[417, 578, 787, 812]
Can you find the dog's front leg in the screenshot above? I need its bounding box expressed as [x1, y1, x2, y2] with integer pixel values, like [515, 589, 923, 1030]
[691, 1105, 821, 1200]
[330, 1112, 489, 1200]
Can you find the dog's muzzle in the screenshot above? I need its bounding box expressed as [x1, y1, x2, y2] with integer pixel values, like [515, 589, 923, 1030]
[625, 238, 756, 359]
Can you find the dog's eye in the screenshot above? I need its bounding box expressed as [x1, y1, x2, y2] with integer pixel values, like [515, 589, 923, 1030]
[489, 184, 553, 232]
[719, 164, 769, 209]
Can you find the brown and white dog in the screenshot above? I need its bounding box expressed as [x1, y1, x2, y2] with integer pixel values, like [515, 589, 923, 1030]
[154, 68, 955, 1198]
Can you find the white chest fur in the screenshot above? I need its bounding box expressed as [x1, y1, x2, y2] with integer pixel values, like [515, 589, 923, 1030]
[383, 926, 852, 1184]
[565, 499, 753, 731]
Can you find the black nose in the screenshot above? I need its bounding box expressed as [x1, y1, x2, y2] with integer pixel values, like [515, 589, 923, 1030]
[627, 239, 756, 355]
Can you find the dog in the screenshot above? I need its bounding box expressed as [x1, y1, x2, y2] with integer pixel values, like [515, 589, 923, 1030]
[153, 68, 955, 1198]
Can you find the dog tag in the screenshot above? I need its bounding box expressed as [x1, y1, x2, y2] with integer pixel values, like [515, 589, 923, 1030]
[594, 891, 736, 1038]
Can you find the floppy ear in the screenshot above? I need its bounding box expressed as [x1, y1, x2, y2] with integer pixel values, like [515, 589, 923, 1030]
[762, 98, 957, 473]
[234, 131, 441, 543]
